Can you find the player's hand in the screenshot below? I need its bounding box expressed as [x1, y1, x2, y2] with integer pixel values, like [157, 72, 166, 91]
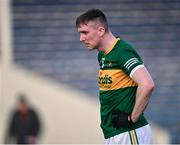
[111, 110, 134, 129]
[129, 114, 138, 123]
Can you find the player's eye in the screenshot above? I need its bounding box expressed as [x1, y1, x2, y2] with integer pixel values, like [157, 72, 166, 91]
[80, 31, 88, 35]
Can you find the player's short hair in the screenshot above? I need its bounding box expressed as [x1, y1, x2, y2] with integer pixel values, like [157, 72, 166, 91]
[76, 9, 109, 32]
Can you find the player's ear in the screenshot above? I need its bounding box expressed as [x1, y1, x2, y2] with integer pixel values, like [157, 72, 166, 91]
[98, 27, 105, 37]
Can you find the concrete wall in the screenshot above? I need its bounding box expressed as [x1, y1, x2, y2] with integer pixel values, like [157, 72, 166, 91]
[1, 65, 103, 143]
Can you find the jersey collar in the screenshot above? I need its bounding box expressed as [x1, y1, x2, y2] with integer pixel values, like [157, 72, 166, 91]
[104, 37, 120, 55]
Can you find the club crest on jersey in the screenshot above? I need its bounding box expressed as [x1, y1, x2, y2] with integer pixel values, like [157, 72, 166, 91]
[100, 58, 112, 68]
[100, 58, 105, 68]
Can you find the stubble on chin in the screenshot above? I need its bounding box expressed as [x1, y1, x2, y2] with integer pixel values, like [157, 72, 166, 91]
[86, 45, 98, 51]
[87, 47, 98, 51]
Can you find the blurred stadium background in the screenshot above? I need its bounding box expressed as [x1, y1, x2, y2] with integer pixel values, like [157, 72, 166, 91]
[0, 0, 180, 143]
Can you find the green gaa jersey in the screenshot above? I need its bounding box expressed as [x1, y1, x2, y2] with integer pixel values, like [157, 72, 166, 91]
[98, 38, 148, 139]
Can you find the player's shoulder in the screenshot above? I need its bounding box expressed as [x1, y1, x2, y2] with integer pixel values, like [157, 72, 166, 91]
[116, 39, 142, 63]
[116, 39, 136, 52]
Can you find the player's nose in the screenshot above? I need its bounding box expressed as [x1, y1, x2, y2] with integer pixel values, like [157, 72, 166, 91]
[80, 34, 85, 42]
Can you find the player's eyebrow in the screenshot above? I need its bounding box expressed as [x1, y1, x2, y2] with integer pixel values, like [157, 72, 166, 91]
[78, 30, 88, 34]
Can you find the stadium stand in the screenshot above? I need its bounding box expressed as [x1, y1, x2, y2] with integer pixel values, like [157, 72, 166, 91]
[12, 0, 180, 143]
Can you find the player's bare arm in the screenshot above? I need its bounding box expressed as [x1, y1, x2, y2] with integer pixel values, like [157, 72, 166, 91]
[130, 66, 154, 123]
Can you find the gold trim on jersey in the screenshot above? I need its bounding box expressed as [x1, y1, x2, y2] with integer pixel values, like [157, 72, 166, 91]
[99, 69, 137, 91]
[104, 38, 120, 55]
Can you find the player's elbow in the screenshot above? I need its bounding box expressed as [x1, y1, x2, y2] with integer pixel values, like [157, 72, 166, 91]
[145, 80, 155, 94]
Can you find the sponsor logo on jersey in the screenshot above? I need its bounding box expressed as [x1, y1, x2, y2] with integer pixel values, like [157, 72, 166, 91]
[98, 69, 136, 91]
[98, 74, 112, 89]
[98, 74, 112, 84]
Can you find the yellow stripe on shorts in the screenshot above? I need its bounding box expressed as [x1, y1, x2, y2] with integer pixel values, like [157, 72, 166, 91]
[129, 130, 139, 145]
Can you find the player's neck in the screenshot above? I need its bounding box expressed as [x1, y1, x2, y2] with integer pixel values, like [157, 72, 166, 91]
[98, 32, 116, 53]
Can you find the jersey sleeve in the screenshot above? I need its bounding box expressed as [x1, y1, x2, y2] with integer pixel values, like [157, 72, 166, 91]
[118, 47, 144, 77]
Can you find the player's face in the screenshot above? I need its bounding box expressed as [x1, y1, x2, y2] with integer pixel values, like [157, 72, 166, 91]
[77, 21, 101, 50]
